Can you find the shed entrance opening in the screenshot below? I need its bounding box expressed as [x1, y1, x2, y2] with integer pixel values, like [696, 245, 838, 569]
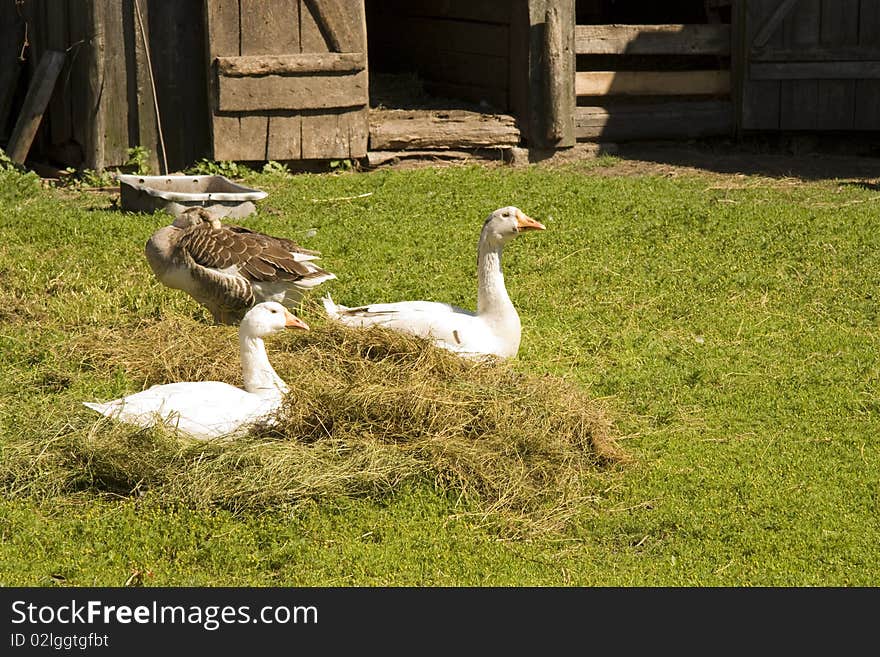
[363, 0, 522, 160]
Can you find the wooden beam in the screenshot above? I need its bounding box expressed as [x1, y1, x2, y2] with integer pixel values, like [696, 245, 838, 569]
[368, 109, 520, 150]
[216, 52, 366, 76]
[216, 70, 368, 111]
[576, 70, 730, 96]
[303, 0, 357, 52]
[751, 61, 880, 80]
[543, 5, 573, 143]
[575, 100, 733, 140]
[751, 46, 880, 62]
[6, 50, 65, 163]
[576, 24, 730, 56]
[752, 0, 802, 48]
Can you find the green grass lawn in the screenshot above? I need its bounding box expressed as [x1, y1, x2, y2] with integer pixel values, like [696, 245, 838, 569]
[1, 155, 878, 586]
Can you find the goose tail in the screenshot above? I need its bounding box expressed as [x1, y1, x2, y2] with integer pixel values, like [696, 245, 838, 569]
[322, 294, 343, 319]
[83, 401, 113, 416]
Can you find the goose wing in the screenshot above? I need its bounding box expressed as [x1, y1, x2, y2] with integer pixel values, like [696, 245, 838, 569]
[325, 296, 488, 353]
[177, 222, 323, 283]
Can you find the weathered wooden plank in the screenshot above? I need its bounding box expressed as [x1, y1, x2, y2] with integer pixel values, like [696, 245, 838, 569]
[751, 46, 880, 62]
[246, 0, 303, 163]
[146, 1, 210, 171]
[97, 0, 132, 168]
[303, 0, 360, 53]
[205, 0, 257, 161]
[217, 53, 366, 76]
[742, 0, 782, 130]
[347, 106, 369, 158]
[217, 70, 368, 111]
[752, 0, 802, 47]
[6, 50, 65, 163]
[240, 0, 299, 54]
[0, 0, 26, 144]
[237, 0, 302, 161]
[730, 0, 746, 135]
[265, 110, 301, 160]
[855, 0, 880, 129]
[131, 0, 163, 173]
[576, 70, 731, 96]
[508, 0, 529, 136]
[575, 101, 733, 141]
[300, 0, 368, 160]
[751, 61, 880, 79]
[300, 0, 337, 160]
[544, 5, 574, 144]
[368, 108, 520, 150]
[301, 109, 349, 159]
[859, 0, 880, 47]
[43, 0, 71, 148]
[575, 24, 731, 56]
[66, 0, 94, 165]
[816, 0, 858, 130]
[367, 148, 506, 167]
[780, 0, 820, 130]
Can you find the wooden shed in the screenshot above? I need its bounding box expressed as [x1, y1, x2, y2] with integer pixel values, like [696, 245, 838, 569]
[2, 1, 879, 172]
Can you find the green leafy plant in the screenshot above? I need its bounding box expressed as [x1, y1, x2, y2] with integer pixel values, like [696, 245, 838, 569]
[0, 147, 41, 202]
[125, 146, 152, 175]
[186, 158, 249, 178]
[261, 160, 290, 176]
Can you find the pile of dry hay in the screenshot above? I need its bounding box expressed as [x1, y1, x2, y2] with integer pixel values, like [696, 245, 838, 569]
[6, 314, 627, 536]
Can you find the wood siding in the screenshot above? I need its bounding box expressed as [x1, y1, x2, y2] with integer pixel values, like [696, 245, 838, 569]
[743, 0, 880, 131]
[205, 0, 369, 162]
[8, 0, 208, 172]
[575, 19, 733, 142]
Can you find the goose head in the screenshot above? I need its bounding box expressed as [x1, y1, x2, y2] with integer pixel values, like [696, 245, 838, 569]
[172, 206, 221, 230]
[239, 301, 310, 339]
[481, 206, 546, 248]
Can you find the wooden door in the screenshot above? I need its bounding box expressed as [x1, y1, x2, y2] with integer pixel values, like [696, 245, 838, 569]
[742, 0, 880, 131]
[205, 0, 368, 161]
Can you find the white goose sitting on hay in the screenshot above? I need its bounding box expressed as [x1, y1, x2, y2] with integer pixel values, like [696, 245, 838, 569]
[82, 302, 308, 440]
[322, 206, 545, 359]
[145, 207, 336, 325]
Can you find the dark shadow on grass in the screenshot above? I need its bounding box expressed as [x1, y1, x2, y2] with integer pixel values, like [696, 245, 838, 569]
[610, 133, 880, 182]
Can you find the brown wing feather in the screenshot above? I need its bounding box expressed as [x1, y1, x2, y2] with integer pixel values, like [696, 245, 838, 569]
[176, 222, 319, 283]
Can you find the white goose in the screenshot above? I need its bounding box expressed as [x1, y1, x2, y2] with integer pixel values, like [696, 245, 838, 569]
[322, 206, 545, 359]
[145, 207, 336, 325]
[82, 302, 308, 440]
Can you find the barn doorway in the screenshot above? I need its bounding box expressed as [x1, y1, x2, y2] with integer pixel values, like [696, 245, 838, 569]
[575, 0, 734, 142]
[363, 0, 523, 163]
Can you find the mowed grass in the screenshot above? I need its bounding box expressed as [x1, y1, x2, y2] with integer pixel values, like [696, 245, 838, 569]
[1, 157, 879, 586]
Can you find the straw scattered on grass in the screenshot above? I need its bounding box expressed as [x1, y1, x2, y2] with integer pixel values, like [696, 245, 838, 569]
[3, 317, 627, 537]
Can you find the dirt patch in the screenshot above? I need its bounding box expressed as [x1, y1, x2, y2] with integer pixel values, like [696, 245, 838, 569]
[368, 135, 880, 186]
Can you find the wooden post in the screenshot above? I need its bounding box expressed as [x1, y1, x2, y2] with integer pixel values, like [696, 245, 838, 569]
[543, 4, 573, 144]
[6, 49, 65, 163]
[527, 0, 574, 149]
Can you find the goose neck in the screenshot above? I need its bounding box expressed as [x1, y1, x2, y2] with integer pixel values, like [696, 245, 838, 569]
[239, 334, 288, 397]
[476, 239, 514, 317]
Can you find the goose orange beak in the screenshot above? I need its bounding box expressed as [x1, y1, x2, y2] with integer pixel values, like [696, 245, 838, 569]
[284, 311, 309, 331]
[515, 209, 546, 232]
